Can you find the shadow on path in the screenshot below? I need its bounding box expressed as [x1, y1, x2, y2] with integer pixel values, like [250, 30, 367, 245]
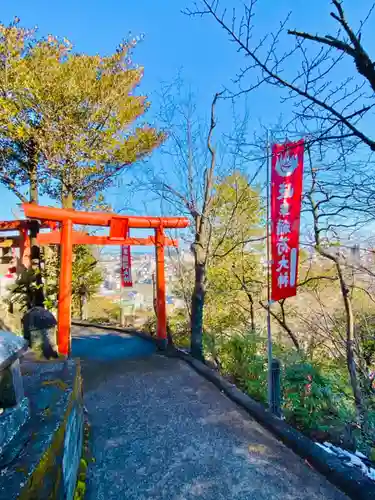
[72, 328, 156, 362]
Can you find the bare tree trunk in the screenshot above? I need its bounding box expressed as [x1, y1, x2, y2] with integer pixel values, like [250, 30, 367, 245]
[156, 90, 221, 359]
[62, 187, 74, 209]
[120, 302, 125, 327]
[231, 264, 259, 333]
[259, 300, 300, 351]
[240, 283, 256, 332]
[80, 295, 88, 321]
[191, 231, 207, 360]
[314, 259, 366, 422]
[306, 149, 367, 425]
[248, 293, 255, 332]
[189, 93, 221, 360]
[335, 261, 368, 424]
[27, 139, 44, 308]
[79, 296, 83, 320]
[29, 158, 38, 204]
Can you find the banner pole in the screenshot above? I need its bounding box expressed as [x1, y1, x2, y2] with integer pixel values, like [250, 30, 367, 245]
[266, 129, 273, 411]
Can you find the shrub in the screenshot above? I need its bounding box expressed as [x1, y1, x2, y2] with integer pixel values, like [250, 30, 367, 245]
[282, 361, 351, 434]
[168, 310, 190, 347]
[213, 332, 268, 404]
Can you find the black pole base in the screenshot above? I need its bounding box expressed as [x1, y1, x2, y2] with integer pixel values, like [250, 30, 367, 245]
[156, 338, 168, 351]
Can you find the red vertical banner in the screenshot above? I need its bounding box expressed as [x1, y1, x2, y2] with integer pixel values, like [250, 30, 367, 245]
[121, 245, 133, 288]
[271, 140, 304, 302]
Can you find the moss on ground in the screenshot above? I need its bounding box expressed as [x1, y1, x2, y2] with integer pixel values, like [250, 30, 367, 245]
[74, 420, 92, 500]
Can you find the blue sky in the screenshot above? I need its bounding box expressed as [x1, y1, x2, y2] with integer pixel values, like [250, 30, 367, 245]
[1, 0, 374, 222]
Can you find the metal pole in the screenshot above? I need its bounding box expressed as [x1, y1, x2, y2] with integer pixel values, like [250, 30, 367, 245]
[152, 272, 156, 312]
[266, 130, 273, 410]
[120, 285, 125, 327]
[271, 358, 282, 417]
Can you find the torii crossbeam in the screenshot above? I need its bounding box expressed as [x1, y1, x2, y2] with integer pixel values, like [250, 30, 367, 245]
[21, 204, 189, 356]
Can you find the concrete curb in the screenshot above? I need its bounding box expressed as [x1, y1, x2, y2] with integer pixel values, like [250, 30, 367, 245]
[168, 348, 375, 500]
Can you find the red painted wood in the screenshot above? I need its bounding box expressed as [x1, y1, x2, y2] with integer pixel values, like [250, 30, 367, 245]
[155, 227, 167, 341]
[37, 231, 178, 247]
[23, 204, 189, 229]
[57, 219, 73, 356]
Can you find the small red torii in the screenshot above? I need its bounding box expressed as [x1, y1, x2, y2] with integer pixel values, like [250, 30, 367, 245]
[2, 204, 189, 356]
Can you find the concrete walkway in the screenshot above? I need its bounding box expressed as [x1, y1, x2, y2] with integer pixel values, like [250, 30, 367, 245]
[72, 327, 347, 500]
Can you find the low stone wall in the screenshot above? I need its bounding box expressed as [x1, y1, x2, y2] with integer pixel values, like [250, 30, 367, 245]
[0, 357, 84, 499]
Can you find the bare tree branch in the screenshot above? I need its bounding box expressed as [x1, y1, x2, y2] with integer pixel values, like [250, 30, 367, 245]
[185, 0, 375, 150]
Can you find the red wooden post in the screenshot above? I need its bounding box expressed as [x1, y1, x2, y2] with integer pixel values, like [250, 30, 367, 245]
[19, 228, 30, 269]
[57, 219, 73, 356]
[155, 226, 167, 348]
[18, 229, 24, 266]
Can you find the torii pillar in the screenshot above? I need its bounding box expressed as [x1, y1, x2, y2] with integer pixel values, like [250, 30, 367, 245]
[59, 219, 73, 356]
[155, 226, 167, 346]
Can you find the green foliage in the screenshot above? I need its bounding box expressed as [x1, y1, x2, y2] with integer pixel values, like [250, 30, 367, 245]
[210, 172, 264, 253]
[329, 309, 375, 397]
[169, 173, 265, 349]
[205, 173, 265, 334]
[9, 245, 103, 317]
[0, 19, 164, 206]
[354, 312, 375, 371]
[39, 245, 102, 316]
[8, 268, 44, 311]
[42, 246, 59, 311]
[282, 362, 349, 433]
[143, 316, 157, 336]
[206, 332, 268, 404]
[168, 309, 190, 347]
[86, 296, 121, 324]
[71, 246, 103, 318]
[143, 309, 190, 347]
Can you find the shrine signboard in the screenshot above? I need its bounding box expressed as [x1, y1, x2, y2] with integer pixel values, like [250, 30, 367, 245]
[121, 245, 132, 288]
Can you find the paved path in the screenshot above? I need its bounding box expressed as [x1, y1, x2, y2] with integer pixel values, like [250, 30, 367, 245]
[72, 327, 347, 500]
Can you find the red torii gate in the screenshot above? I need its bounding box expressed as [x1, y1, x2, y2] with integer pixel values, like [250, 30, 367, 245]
[17, 204, 189, 356]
